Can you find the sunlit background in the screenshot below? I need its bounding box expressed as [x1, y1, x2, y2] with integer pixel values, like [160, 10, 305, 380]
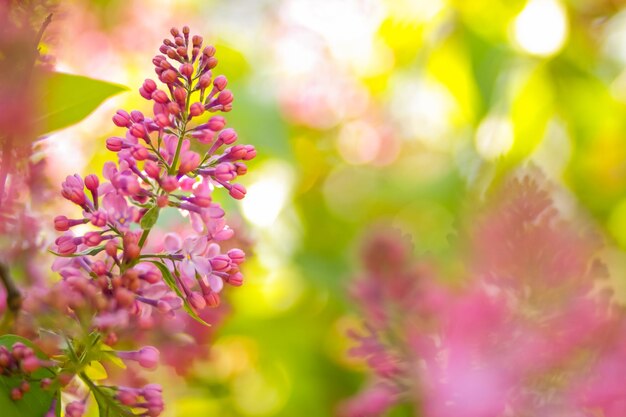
[41, 0, 626, 415]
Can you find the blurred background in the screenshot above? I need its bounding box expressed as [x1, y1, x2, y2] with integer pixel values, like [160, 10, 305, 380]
[39, 0, 626, 415]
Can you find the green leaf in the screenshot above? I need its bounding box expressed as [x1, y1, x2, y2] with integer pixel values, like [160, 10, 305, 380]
[48, 246, 106, 258]
[0, 335, 58, 417]
[35, 71, 128, 136]
[82, 376, 134, 417]
[148, 261, 211, 327]
[140, 206, 160, 230]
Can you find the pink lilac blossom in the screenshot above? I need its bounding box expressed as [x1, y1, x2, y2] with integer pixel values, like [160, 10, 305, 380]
[3, 26, 255, 417]
[342, 175, 626, 417]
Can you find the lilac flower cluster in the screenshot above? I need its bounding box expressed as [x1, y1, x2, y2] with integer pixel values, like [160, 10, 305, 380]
[10, 26, 255, 417]
[342, 176, 626, 417]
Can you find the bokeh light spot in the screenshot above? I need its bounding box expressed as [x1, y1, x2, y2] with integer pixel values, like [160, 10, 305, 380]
[512, 0, 568, 57]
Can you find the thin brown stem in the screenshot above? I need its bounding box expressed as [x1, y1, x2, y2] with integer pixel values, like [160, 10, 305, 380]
[0, 263, 22, 314]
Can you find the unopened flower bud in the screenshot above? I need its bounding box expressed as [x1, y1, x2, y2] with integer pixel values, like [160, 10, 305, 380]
[207, 116, 225, 131]
[229, 272, 244, 286]
[204, 291, 220, 307]
[106, 137, 124, 152]
[228, 248, 246, 264]
[189, 102, 204, 117]
[130, 123, 147, 139]
[203, 45, 216, 57]
[160, 176, 179, 193]
[151, 90, 169, 104]
[84, 174, 99, 192]
[213, 75, 227, 91]
[167, 102, 181, 115]
[198, 72, 212, 89]
[161, 70, 178, 84]
[112, 110, 132, 127]
[105, 240, 118, 257]
[229, 183, 246, 200]
[10, 387, 22, 401]
[180, 63, 194, 79]
[234, 162, 248, 176]
[210, 255, 231, 271]
[218, 128, 237, 144]
[21, 356, 40, 373]
[130, 111, 145, 123]
[189, 292, 206, 310]
[84, 232, 103, 247]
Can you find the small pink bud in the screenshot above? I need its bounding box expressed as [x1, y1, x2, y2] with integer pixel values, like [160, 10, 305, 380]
[130, 123, 147, 139]
[90, 211, 107, 227]
[178, 151, 201, 175]
[218, 128, 237, 145]
[144, 161, 161, 179]
[204, 291, 221, 307]
[167, 102, 181, 115]
[130, 111, 145, 123]
[243, 145, 257, 160]
[84, 174, 99, 192]
[141, 269, 161, 284]
[174, 87, 187, 105]
[40, 378, 52, 390]
[10, 387, 22, 401]
[154, 113, 171, 128]
[206, 56, 218, 69]
[180, 63, 194, 79]
[139, 87, 151, 100]
[56, 236, 78, 255]
[210, 255, 231, 271]
[161, 70, 178, 84]
[138, 346, 160, 369]
[66, 401, 85, 417]
[131, 146, 149, 161]
[207, 116, 225, 131]
[214, 163, 236, 181]
[21, 356, 41, 373]
[192, 35, 203, 47]
[229, 183, 246, 200]
[112, 110, 131, 127]
[151, 90, 170, 104]
[189, 292, 206, 310]
[106, 137, 124, 152]
[20, 381, 30, 393]
[234, 162, 248, 176]
[160, 176, 179, 193]
[54, 216, 71, 231]
[157, 195, 169, 208]
[92, 261, 107, 276]
[105, 240, 118, 257]
[228, 248, 246, 264]
[218, 90, 234, 106]
[143, 79, 157, 94]
[229, 272, 244, 286]
[213, 75, 227, 91]
[84, 232, 103, 247]
[177, 46, 188, 58]
[117, 389, 138, 406]
[198, 72, 212, 89]
[189, 102, 204, 117]
[204, 45, 216, 57]
[226, 145, 247, 160]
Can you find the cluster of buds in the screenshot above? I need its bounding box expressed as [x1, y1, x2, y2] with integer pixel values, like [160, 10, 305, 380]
[39, 26, 256, 417]
[115, 384, 164, 416]
[0, 342, 50, 400]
